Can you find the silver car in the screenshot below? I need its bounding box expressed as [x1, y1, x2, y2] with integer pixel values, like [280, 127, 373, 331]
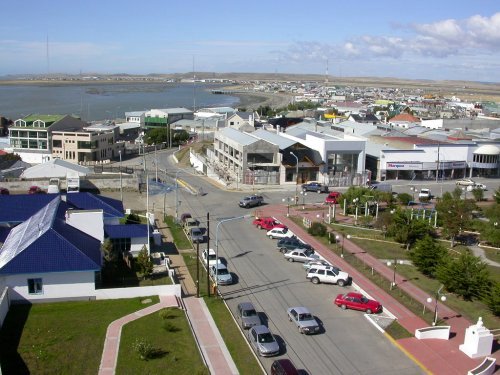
[284, 249, 320, 263]
[287, 306, 320, 334]
[210, 263, 232, 285]
[248, 325, 280, 357]
[237, 302, 261, 329]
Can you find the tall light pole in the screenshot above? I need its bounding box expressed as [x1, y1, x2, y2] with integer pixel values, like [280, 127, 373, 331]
[215, 215, 249, 296]
[290, 151, 299, 201]
[118, 150, 123, 202]
[175, 170, 182, 223]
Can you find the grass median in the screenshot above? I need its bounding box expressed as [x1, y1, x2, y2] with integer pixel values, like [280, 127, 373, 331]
[182, 252, 262, 375]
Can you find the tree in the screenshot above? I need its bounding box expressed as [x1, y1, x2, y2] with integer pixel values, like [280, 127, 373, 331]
[435, 188, 475, 247]
[396, 192, 413, 206]
[144, 127, 169, 145]
[387, 208, 434, 250]
[494, 187, 500, 204]
[102, 238, 119, 264]
[136, 246, 153, 279]
[471, 187, 484, 202]
[410, 235, 448, 277]
[436, 251, 491, 301]
[485, 281, 500, 316]
[172, 129, 189, 145]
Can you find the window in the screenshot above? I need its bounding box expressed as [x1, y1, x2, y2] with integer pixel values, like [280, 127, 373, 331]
[28, 278, 43, 294]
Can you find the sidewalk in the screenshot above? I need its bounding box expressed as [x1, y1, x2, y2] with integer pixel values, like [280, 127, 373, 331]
[156, 219, 239, 375]
[262, 204, 499, 375]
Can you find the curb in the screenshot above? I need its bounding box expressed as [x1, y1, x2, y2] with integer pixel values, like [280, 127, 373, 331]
[383, 332, 433, 375]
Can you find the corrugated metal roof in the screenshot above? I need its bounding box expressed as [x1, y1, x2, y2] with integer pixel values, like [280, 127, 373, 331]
[66, 193, 124, 219]
[217, 127, 259, 146]
[0, 194, 59, 224]
[252, 129, 296, 149]
[104, 224, 149, 238]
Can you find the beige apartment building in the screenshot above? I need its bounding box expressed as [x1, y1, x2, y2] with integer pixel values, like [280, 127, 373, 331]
[51, 129, 116, 163]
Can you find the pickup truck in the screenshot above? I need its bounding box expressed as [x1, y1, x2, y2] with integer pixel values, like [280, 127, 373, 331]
[252, 217, 286, 230]
[239, 195, 264, 208]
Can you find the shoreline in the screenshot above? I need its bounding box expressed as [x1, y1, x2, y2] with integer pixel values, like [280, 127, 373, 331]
[230, 91, 293, 110]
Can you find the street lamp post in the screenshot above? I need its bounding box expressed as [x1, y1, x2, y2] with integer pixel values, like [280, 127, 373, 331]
[300, 191, 307, 210]
[429, 285, 447, 326]
[410, 186, 415, 202]
[215, 215, 249, 296]
[336, 234, 344, 258]
[118, 150, 123, 202]
[282, 197, 291, 217]
[290, 151, 299, 202]
[353, 198, 359, 225]
[387, 259, 403, 290]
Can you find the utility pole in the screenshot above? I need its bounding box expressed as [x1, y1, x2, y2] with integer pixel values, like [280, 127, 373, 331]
[206, 212, 210, 297]
[196, 241, 200, 298]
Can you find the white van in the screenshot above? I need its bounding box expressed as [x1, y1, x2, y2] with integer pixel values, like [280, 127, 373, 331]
[47, 178, 60, 194]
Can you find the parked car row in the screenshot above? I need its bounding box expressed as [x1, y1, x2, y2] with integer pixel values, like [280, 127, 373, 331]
[243, 216, 382, 371]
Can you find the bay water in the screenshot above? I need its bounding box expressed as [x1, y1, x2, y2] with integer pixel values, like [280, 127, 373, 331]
[0, 82, 239, 121]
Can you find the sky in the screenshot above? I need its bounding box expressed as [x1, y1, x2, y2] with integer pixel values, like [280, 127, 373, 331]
[1, 0, 500, 82]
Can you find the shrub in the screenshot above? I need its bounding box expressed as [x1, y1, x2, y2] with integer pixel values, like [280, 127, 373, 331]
[308, 222, 327, 237]
[132, 338, 155, 360]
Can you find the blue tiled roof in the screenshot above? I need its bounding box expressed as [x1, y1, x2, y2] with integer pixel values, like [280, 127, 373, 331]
[65, 193, 124, 219]
[0, 197, 101, 275]
[0, 227, 11, 243]
[104, 224, 149, 239]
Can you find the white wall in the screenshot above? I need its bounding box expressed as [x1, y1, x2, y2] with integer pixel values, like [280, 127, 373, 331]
[95, 284, 181, 299]
[421, 119, 444, 129]
[380, 144, 471, 169]
[66, 210, 105, 242]
[130, 236, 148, 255]
[3, 271, 96, 302]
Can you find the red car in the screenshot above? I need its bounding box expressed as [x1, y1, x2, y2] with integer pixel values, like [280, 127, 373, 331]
[28, 186, 44, 194]
[252, 217, 286, 231]
[334, 292, 382, 314]
[325, 191, 341, 204]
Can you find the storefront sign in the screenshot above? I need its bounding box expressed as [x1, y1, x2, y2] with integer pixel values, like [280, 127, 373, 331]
[387, 162, 422, 170]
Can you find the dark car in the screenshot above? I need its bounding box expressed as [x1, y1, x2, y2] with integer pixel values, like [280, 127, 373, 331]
[301, 181, 329, 193]
[277, 237, 313, 253]
[28, 186, 45, 194]
[0, 187, 10, 195]
[271, 359, 299, 375]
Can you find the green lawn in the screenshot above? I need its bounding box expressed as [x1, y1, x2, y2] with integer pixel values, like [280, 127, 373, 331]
[182, 253, 262, 375]
[293, 218, 500, 329]
[165, 215, 192, 250]
[385, 320, 413, 340]
[0, 297, 159, 374]
[116, 307, 207, 374]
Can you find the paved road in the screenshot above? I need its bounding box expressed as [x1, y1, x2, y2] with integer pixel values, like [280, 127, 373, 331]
[124, 154, 422, 374]
[116, 152, 500, 374]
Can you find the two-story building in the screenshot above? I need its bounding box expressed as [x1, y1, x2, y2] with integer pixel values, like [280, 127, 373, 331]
[9, 115, 84, 164]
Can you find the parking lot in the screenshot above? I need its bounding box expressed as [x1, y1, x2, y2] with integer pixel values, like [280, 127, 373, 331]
[213, 219, 423, 374]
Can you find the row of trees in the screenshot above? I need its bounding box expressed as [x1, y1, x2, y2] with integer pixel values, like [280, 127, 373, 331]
[336, 186, 499, 316]
[143, 128, 190, 146]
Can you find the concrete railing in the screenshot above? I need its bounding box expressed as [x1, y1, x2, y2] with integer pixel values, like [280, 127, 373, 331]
[468, 357, 496, 375]
[415, 325, 451, 340]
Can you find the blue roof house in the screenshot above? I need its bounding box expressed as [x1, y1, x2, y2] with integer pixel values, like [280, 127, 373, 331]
[0, 196, 102, 302]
